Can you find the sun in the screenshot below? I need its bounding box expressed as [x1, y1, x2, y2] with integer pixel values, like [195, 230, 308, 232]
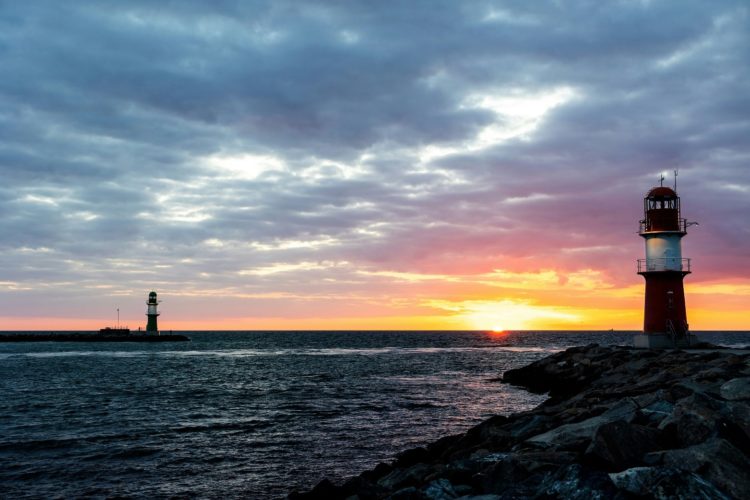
[489, 327, 510, 337]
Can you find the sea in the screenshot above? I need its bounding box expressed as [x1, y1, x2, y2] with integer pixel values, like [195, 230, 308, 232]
[1, 330, 748, 499]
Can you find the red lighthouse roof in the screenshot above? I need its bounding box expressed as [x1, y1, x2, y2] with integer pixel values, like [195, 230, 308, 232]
[646, 186, 677, 198]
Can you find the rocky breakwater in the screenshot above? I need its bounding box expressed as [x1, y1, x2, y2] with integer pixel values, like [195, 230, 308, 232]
[290, 344, 750, 499]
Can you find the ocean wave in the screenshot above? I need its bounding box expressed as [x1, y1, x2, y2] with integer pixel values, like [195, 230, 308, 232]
[0, 345, 562, 359]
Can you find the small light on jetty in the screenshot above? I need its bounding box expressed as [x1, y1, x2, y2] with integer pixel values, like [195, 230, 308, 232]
[146, 291, 161, 335]
[634, 172, 697, 348]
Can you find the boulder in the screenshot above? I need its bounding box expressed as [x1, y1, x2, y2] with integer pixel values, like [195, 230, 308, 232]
[501, 344, 615, 399]
[473, 450, 579, 495]
[636, 399, 674, 426]
[473, 455, 534, 494]
[653, 438, 750, 499]
[426, 434, 464, 461]
[720, 377, 750, 401]
[338, 475, 384, 499]
[718, 400, 750, 455]
[533, 464, 621, 499]
[395, 447, 433, 468]
[658, 391, 728, 447]
[609, 467, 730, 499]
[500, 414, 556, 442]
[422, 478, 458, 500]
[584, 420, 662, 471]
[361, 461, 393, 483]
[526, 400, 637, 450]
[288, 478, 341, 500]
[378, 463, 434, 491]
[390, 486, 421, 500]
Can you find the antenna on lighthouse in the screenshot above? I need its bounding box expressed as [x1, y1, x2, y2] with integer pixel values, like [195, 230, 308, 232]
[674, 169, 678, 192]
[659, 173, 665, 187]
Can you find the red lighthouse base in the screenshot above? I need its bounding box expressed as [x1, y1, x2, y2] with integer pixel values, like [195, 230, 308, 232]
[634, 333, 698, 349]
[635, 271, 695, 348]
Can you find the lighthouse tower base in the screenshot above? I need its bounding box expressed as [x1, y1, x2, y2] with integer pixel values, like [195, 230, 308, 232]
[634, 333, 699, 349]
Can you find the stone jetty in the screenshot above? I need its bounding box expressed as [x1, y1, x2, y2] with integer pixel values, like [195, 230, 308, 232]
[290, 344, 750, 499]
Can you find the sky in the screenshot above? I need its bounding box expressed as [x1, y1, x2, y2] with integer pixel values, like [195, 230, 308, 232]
[1, 0, 748, 331]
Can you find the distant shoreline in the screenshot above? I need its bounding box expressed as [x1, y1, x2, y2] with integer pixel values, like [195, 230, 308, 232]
[0, 333, 190, 342]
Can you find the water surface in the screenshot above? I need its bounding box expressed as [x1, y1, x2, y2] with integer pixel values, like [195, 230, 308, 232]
[1, 330, 746, 498]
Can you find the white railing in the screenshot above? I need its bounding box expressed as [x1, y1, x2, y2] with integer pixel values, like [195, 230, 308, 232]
[637, 258, 691, 272]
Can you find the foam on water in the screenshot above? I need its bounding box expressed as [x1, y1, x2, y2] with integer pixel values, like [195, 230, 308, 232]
[2, 345, 561, 360]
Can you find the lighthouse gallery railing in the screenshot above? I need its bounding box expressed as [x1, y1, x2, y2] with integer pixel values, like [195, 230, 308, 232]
[637, 258, 691, 273]
[638, 218, 688, 234]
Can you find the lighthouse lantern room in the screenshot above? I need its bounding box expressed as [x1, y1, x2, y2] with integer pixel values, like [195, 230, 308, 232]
[146, 291, 160, 334]
[634, 175, 697, 348]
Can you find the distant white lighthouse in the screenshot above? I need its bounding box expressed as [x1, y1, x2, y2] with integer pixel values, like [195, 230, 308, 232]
[146, 291, 160, 334]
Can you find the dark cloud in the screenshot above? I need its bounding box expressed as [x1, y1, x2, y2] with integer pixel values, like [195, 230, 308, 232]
[1, 0, 748, 321]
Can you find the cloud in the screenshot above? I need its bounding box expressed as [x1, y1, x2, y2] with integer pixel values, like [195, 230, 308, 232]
[1, 1, 748, 326]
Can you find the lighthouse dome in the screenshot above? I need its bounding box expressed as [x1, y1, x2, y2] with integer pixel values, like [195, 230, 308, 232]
[647, 186, 677, 199]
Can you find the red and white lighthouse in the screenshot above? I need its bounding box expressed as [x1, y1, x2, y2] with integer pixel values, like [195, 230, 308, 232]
[634, 178, 697, 348]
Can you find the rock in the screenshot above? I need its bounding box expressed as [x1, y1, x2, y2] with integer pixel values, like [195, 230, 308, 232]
[390, 486, 421, 499]
[653, 438, 750, 499]
[471, 450, 578, 497]
[526, 400, 637, 450]
[658, 391, 726, 447]
[339, 475, 383, 499]
[378, 463, 434, 491]
[395, 447, 433, 468]
[452, 484, 473, 497]
[462, 415, 511, 445]
[473, 455, 534, 494]
[288, 478, 341, 500]
[426, 434, 463, 460]
[720, 377, 750, 400]
[361, 461, 393, 482]
[422, 478, 458, 499]
[636, 399, 674, 426]
[609, 467, 730, 499]
[502, 414, 556, 441]
[719, 400, 750, 455]
[533, 464, 620, 499]
[501, 344, 613, 399]
[584, 420, 662, 471]
[695, 367, 728, 382]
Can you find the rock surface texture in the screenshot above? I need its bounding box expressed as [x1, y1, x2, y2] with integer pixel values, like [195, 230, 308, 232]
[289, 344, 750, 499]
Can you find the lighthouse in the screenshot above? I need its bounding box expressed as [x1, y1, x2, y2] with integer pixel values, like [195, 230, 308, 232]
[634, 177, 697, 348]
[146, 291, 160, 334]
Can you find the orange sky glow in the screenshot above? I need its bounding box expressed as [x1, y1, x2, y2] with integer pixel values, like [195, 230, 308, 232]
[3, 271, 747, 331]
